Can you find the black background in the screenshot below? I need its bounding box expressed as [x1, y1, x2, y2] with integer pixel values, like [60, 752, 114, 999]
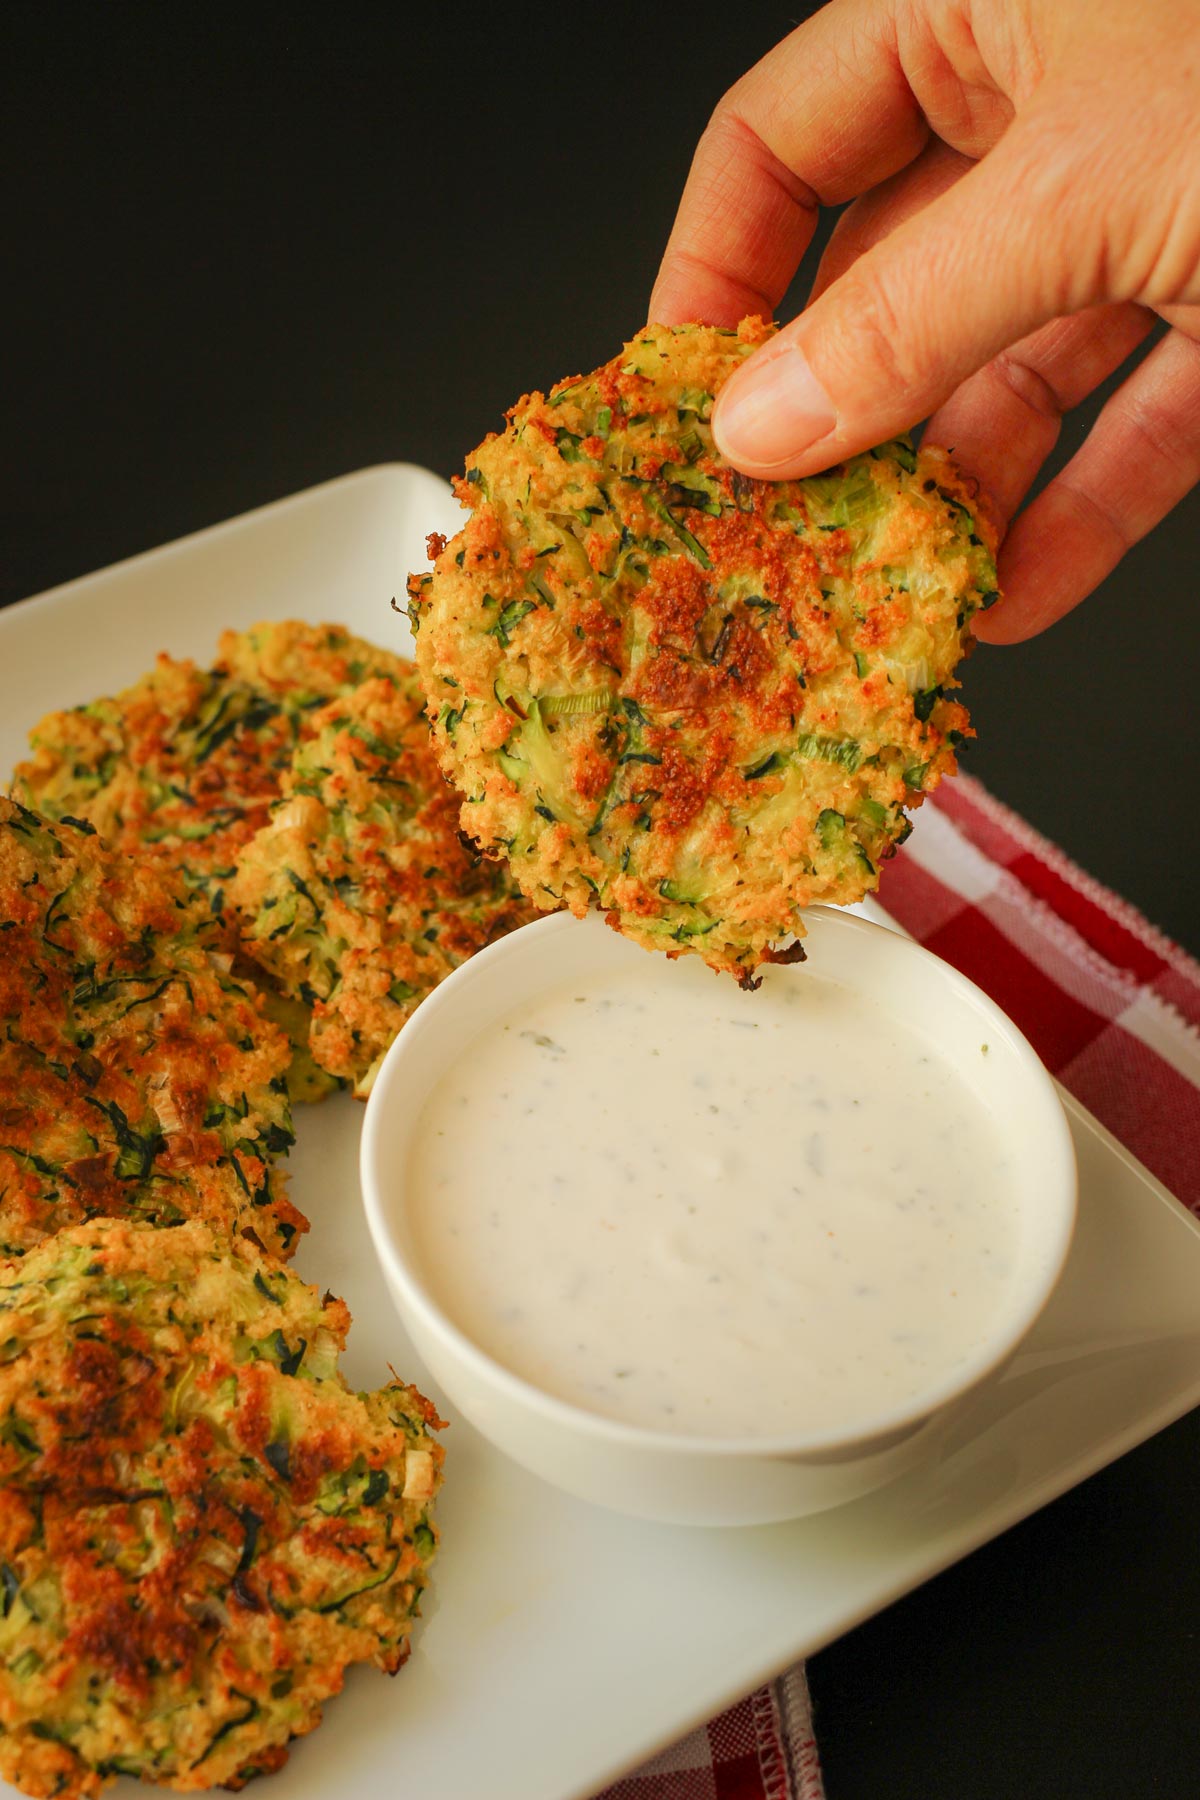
[4, 7, 1198, 1797]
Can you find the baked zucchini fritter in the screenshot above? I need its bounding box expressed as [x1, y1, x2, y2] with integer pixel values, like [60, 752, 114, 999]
[12, 623, 415, 1104]
[0, 1218, 443, 1799]
[12, 622, 412, 928]
[407, 318, 999, 981]
[230, 673, 536, 1097]
[0, 800, 303, 1260]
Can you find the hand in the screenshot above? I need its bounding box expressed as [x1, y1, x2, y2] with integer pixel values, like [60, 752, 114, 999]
[650, 0, 1200, 642]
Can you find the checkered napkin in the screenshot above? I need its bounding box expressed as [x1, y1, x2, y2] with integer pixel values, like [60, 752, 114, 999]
[595, 771, 1200, 1800]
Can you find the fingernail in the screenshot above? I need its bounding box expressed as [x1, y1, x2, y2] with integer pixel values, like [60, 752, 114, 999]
[714, 344, 837, 469]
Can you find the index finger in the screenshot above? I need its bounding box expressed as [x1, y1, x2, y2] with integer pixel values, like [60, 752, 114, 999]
[649, 0, 928, 327]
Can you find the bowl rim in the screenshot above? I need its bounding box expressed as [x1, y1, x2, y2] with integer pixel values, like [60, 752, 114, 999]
[361, 907, 1079, 1460]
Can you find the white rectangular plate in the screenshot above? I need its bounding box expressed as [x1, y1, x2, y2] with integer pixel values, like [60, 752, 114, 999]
[3, 467, 1199, 1800]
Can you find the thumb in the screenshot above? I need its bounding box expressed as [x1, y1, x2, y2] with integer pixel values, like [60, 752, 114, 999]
[712, 123, 1096, 477]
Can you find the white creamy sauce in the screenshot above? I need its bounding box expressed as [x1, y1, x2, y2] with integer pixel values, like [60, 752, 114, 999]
[407, 958, 1021, 1439]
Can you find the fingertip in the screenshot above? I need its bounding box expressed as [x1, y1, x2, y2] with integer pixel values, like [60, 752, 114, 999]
[974, 533, 1085, 645]
[649, 258, 777, 333]
[971, 601, 1030, 646]
[647, 274, 699, 330]
[711, 340, 839, 475]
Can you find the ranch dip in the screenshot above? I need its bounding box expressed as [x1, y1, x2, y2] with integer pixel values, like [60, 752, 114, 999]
[406, 956, 1021, 1439]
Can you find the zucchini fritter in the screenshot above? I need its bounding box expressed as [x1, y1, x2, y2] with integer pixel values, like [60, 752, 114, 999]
[407, 318, 999, 982]
[0, 800, 303, 1260]
[230, 674, 536, 1097]
[12, 622, 412, 927]
[13, 624, 415, 1102]
[0, 1219, 443, 1799]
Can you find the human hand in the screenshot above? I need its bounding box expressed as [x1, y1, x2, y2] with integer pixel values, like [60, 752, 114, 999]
[650, 0, 1200, 642]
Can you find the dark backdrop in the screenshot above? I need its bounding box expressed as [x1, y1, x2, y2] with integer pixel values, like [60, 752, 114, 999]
[4, 8, 1198, 1799]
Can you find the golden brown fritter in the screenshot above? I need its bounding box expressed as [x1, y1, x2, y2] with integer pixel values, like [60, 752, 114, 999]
[0, 1218, 443, 1799]
[407, 318, 1000, 982]
[0, 800, 303, 1259]
[231, 673, 536, 1096]
[12, 623, 417, 1102]
[12, 622, 412, 928]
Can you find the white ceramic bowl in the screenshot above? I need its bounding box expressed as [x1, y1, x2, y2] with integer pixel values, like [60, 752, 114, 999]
[361, 908, 1077, 1527]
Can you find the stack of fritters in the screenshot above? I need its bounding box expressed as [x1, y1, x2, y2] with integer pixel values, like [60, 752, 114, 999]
[408, 318, 999, 983]
[13, 623, 410, 927]
[0, 1219, 443, 1799]
[14, 621, 535, 1099]
[4, 618, 474, 1794]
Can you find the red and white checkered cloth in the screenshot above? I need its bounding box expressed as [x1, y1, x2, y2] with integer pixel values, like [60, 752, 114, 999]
[597, 771, 1200, 1800]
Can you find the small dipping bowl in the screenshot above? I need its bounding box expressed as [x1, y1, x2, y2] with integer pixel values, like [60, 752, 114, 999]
[361, 909, 1076, 1527]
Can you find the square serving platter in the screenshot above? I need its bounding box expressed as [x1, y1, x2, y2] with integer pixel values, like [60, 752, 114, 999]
[3, 465, 1199, 1800]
